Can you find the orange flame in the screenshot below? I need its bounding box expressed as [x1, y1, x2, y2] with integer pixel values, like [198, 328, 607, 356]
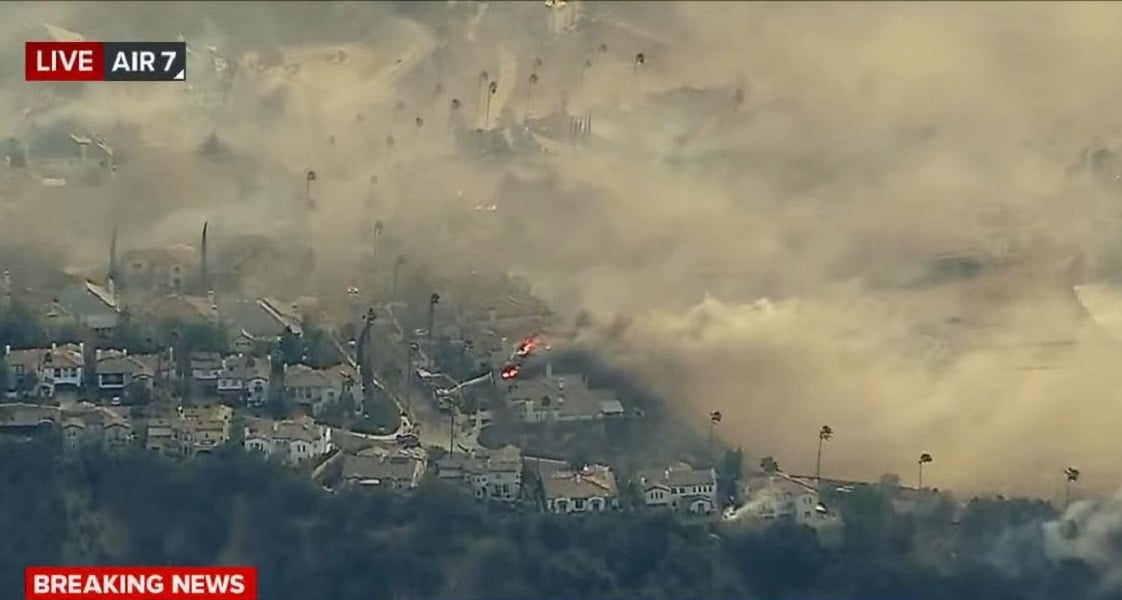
[500, 364, 520, 380]
[515, 335, 541, 358]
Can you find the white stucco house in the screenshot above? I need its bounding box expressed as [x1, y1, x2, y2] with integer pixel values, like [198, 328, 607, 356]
[636, 463, 719, 514]
[439, 445, 524, 502]
[244, 416, 333, 465]
[728, 473, 839, 530]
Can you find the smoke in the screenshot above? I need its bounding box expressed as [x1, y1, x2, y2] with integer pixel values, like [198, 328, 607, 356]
[988, 490, 1122, 594]
[1045, 492, 1122, 591]
[7, 2, 1122, 493]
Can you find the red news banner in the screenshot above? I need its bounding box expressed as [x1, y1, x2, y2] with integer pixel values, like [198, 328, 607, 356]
[25, 41, 187, 82]
[25, 566, 257, 600]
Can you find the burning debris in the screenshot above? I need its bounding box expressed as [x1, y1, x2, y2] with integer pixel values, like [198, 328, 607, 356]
[512, 334, 544, 359]
[499, 334, 552, 380]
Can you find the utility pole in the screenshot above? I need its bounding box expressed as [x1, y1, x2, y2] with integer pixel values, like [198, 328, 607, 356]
[448, 404, 455, 457]
[427, 292, 440, 367]
[356, 308, 375, 415]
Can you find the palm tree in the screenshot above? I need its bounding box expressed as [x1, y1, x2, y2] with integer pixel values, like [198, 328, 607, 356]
[485, 80, 498, 128]
[598, 43, 608, 54]
[708, 410, 722, 460]
[304, 169, 316, 211]
[449, 97, 461, 129]
[815, 425, 833, 486]
[918, 453, 934, 489]
[478, 70, 490, 118]
[371, 220, 383, 268]
[1063, 467, 1081, 507]
[633, 52, 645, 77]
[526, 72, 539, 119]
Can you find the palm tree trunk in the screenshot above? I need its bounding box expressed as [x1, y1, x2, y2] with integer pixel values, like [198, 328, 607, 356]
[815, 437, 824, 486]
[918, 464, 924, 489]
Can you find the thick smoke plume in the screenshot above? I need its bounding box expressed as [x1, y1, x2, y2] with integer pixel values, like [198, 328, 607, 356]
[5, 2, 1122, 494]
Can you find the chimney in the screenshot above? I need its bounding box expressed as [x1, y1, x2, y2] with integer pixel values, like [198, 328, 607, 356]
[51, 342, 57, 351]
[95, 349, 102, 360]
[557, 376, 564, 390]
[107, 276, 117, 305]
[122, 349, 127, 357]
[207, 289, 217, 310]
[545, 362, 553, 378]
[3, 344, 9, 357]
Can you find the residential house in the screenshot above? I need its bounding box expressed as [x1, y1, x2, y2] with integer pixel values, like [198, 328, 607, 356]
[541, 464, 620, 514]
[636, 463, 719, 514]
[0, 402, 60, 435]
[243, 416, 332, 465]
[217, 354, 271, 406]
[59, 402, 132, 452]
[119, 246, 197, 295]
[47, 280, 120, 335]
[503, 370, 623, 424]
[3, 343, 85, 398]
[131, 351, 173, 384]
[339, 449, 426, 492]
[284, 364, 351, 415]
[189, 351, 223, 394]
[179, 405, 233, 456]
[730, 473, 837, 529]
[141, 293, 218, 326]
[144, 405, 232, 457]
[219, 297, 303, 347]
[438, 445, 523, 502]
[94, 349, 154, 400]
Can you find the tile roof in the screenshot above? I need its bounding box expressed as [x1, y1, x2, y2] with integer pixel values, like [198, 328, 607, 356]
[284, 364, 335, 388]
[5, 344, 84, 370]
[143, 294, 217, 323]
[96, 354, 153, 376]
[637, 464, 716, 490]
[463, 445, 523, 474]
[341, 453, 422, 485]
[542, 465, 619, 500]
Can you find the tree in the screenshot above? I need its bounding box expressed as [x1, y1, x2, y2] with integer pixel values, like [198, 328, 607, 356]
[278, 327, 303, 366]
[1063, 467, 1080, 507]
[917, 453, 934, 489]
[816, 425, 833, 485]
[760, 456, 780, 474]
[526, 72, 539, 118]
[0, 301, 48, 349]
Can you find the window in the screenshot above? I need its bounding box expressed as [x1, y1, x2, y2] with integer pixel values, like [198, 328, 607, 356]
[574, 498, 585, 510]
